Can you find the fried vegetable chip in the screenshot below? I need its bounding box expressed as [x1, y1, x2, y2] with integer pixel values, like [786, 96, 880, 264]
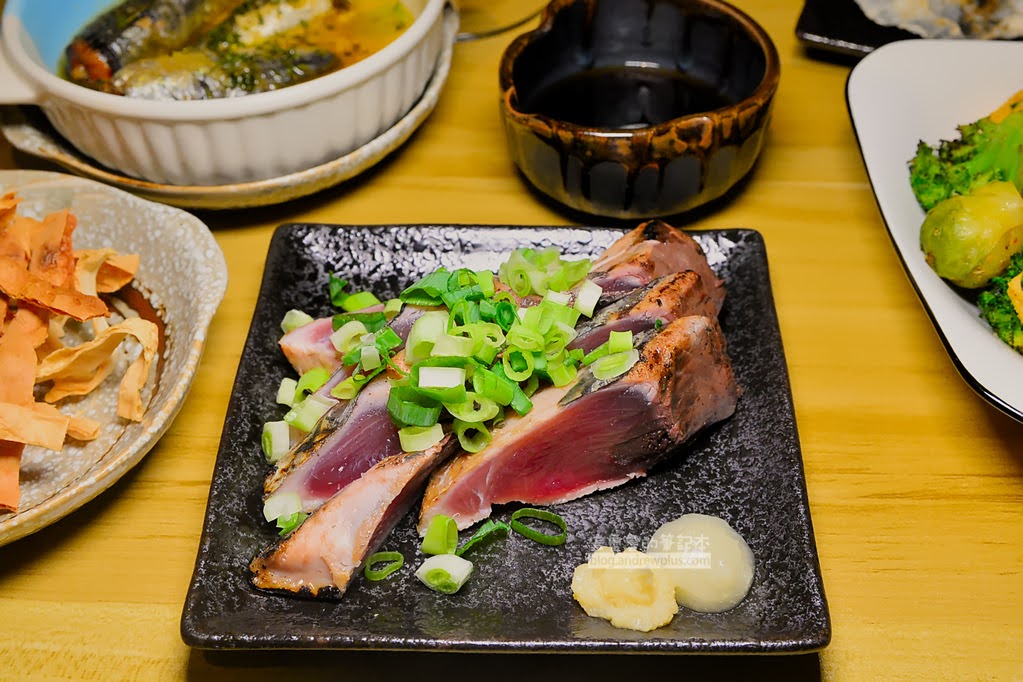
[0, 257, 107, 321]
[0, 194, 157, 513]
[36, 317, 159, 422]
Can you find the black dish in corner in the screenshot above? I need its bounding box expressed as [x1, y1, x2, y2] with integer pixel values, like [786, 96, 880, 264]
[796, 0, 920, 58]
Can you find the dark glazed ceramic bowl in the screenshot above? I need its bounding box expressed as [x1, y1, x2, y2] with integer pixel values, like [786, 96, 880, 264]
[499, 0, 780, 219]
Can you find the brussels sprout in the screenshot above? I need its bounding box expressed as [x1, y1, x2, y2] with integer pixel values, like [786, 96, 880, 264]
[920, 181, 1023, 288]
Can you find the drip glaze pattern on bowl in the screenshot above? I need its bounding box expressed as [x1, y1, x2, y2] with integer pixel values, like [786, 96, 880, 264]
[499, 0, 780, 219]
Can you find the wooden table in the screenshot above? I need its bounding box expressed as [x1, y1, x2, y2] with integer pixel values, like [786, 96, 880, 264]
[2, 2, 1021, 680]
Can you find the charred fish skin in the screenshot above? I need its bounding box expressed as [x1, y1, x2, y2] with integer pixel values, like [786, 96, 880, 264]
[591, 221, 726, 311]
[250, 435, 457, 599]
[418, 269, 738, 534]
[65, 0, 242, 89]
[570, 271, 718, 354]
[418, 315, 740, 534]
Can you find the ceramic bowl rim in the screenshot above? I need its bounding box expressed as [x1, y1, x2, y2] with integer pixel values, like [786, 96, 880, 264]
[1, 0, 448, 122]
[498, 0, 780, 139]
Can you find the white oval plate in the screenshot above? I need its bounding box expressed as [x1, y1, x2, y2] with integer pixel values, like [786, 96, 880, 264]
[0, 13, 455, 211]
[0, 170, 227, 546]
[847, 39, 1023, 421]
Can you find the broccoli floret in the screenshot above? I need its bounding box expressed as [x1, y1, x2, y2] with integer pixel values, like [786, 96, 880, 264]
[908, 110, 1023, 212]
[977, 251, 1023, 351]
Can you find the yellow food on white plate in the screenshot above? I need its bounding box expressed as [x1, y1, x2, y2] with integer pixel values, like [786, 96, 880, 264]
[646, 513, 754, 613]
[571, 547, 678, 632]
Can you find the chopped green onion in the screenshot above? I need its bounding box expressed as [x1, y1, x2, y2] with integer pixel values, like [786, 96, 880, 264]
[330, 320, 368, 353]
[544, 321, 577, 354]
[431, 333, 475, 358]
[445, 392, 500, 423]
[471, 367, 514, 406]
[387, 385, 442, 427]
[398, 423, 445, 452]
[493, 300, 517, 331]
[502, 347, 534, 382]
[341, 290, 381, 312]
[280, 309, 314, 334]
[582, 341, 611, 366]
[456, 519, 510, 557]
[608, 330, 633, 354]
[418, 366, 466, 389]
[263, 491, 302, 523]
[406, 311, 449, 364]
[574, 280, 602, 318]
[475, 270, 496, 297]
[364, 551, 404, 581]
[415, 554, 474, 594]
[522, 373, 540, 397]
[276, 377, 298, 406]
[261, 420, 290, 462]
[453, 419, 492, 453]
[276, 511, 308, 535]
[332, 311, 387, 332]
[591, 349, 640, 380]
[361, 344, 381, 370]
[544, 289, 571, 306]
[295, 367, 330, 399]
[328, 273, 349, 307]
[547, 360, 578, 387]
[283, 396, 333, 432]
[448, 298, 482, 327]
[507, 322, 544, 351]
[510, 508, 568, 546]
[492, 363, 533, 416]
[330, 369, 381, 400]
[384, 298, 404, 320]
[421, 514, 458, 555]
[401, 269, 451, 306]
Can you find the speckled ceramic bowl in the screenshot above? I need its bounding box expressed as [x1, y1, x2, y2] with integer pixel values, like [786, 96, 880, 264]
[0, 170, 227, 547]
[499, 0, 780, 219]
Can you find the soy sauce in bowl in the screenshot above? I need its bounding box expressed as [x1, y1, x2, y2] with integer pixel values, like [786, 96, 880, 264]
[519, 65, 736, 129]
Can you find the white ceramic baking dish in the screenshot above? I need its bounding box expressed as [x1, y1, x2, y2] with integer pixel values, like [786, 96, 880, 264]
[0, 0, 452, 186]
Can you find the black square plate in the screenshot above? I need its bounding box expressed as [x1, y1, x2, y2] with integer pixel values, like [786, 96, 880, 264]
[796, 0, 919, 57]
[181, 224, 830, 653]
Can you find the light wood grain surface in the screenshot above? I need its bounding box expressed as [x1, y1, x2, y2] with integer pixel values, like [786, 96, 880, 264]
[2, 2, 1022, 680]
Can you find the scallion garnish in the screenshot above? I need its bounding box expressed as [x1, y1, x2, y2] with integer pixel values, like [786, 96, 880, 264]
[341, 290, 382, 312]
[400, 268, 451, 306]
[453, 418, 491, 453]
[261, 420, 290, 462]
[406, 311, 449, 364]
[607, 330, 633, 354]
[263, 491, 302, 523]
[384, 298, 404, 320]
[421, 514, 458, 555]
[295, 367, 330, 399]
[276, 377, 298, 406]
[276, 511, 308, 536]
[510, 508, 568, 546]
[283, 395, 333, 432]
[280, 309, 314, 334]
[574, 280, 602, 318]
[455, 519, 510, 557]
[397, 423, 444, 453]
[591, 349, 640, 381]
[387, 385, 442, 428]
[330, 320, 368, 353]
[364, 551, 404, 581]
[415, 554, 474, 594]
[332, 311, 387, 332]
[328, 273, 349, 307]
